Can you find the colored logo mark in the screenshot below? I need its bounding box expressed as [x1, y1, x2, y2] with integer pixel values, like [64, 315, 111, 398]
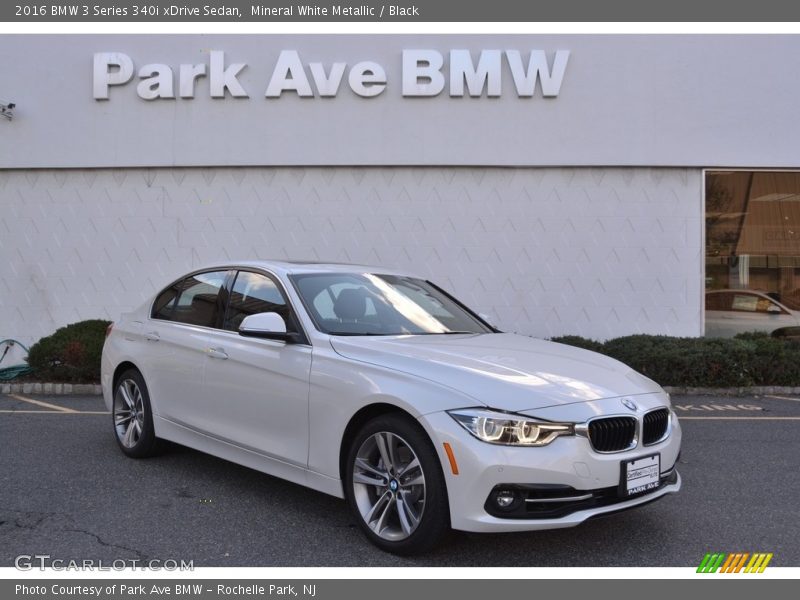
[697, 552, 773, 573]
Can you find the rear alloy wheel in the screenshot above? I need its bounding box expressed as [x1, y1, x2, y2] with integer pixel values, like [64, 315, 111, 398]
[113, 369, 162, 458]
[345, 414, 449, 555]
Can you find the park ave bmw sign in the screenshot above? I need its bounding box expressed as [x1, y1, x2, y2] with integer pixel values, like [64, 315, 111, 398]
[92, 49, 570, 100]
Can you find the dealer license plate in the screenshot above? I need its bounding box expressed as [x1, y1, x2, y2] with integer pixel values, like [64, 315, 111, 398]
[620, 453, 660, 496]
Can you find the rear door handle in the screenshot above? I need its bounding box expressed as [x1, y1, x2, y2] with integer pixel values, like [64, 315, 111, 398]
[144, 331, 160, 342]
[206, 347, 228, 360]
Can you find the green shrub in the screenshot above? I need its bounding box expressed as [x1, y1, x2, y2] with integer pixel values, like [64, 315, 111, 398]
[552, 332, 800, 387]
[743, 335, 800, 386]
[550, 335, 605, 354]
[601, 335, 754, 387]
[26, 320, 111, 383]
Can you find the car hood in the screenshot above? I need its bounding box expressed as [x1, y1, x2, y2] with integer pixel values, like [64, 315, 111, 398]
[330, 333, 662, 412]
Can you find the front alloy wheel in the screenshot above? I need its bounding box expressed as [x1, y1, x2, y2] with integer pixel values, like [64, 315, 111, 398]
[352, 431, 426, 540]
[345, 414, 449, 555]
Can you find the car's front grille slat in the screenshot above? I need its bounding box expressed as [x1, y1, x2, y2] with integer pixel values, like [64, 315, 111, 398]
[588, 416, 636, 452]
[642, 408, 670, 445]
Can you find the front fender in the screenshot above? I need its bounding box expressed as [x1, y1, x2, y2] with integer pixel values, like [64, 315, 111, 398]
[307, 346, 481, 480]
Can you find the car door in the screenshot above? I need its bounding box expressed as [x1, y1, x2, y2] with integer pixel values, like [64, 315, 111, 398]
[705, 291, 734, 337]
[141, 269, 230, 427]
[200, 269, 312, 467]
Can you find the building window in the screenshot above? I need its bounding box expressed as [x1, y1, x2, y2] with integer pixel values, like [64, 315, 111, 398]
[705, 171, 800, 336]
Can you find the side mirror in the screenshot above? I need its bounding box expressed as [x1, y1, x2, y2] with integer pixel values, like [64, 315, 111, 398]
[767, 305, 783, 315]
[239, 312, 299, 343]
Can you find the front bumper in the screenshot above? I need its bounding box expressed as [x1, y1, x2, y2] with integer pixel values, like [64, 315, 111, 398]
[418, 395, 682, 533]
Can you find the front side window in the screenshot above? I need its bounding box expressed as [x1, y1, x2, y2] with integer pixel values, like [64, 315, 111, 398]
[291, 273, 492, 336]
[153, 271, 228, 327]
[224, 271, 296, 332]
[731, 293, 785, 314]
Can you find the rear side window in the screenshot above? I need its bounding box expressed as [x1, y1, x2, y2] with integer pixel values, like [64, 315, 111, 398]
[153, 271, 228, 327]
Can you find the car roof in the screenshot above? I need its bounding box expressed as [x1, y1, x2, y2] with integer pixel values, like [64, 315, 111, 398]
[198, 260, 422, 278]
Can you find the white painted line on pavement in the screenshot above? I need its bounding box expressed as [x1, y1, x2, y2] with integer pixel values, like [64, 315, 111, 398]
[0, 409, 109, 414]
[764, 395, 800, 403]
[7, 393, 78, 413]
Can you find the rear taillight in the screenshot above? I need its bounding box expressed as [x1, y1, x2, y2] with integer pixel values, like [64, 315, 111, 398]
[105, 323, 114, 338]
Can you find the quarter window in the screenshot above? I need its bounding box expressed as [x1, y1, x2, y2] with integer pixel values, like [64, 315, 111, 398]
[153, 282, 181, 320]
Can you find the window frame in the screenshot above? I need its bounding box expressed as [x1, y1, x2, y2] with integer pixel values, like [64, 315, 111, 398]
[150, 267, 310, 344]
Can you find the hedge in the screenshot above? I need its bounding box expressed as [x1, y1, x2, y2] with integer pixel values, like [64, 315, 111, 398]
[551, 332, 800, 387]
[21, 320, 800, 387]
[26, 320, 111, 383]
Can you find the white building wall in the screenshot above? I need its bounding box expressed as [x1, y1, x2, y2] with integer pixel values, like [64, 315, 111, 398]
[3, 35, 800, 169]
[0, 166, 702, 345]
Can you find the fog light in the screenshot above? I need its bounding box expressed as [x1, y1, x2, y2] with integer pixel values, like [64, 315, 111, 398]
[495, 489, 517, 509]
[485, 486, 525, 517]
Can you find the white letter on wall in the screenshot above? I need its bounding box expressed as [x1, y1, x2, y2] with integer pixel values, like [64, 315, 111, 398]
[265, 50, 313, 98]
[402, 50, 445, 97]
[93, 52, 134, 100]
[506, 50, 570, 97]
[209, 51, 248, 98]
[179, 63, 207, 98]
[449, 50, 502, 97]
[137, 64, 175, 100]
[309, 62, 346, 97]
[348, 61, 387, 98]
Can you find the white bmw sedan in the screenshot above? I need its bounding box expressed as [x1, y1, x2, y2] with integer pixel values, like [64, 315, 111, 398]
[102, 261, 681, 554]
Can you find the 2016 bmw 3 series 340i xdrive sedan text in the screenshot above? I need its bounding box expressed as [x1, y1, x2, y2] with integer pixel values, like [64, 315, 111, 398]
[102, 261, 681, 554]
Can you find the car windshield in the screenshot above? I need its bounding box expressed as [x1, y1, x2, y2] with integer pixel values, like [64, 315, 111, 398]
[290, 272, 493, 336]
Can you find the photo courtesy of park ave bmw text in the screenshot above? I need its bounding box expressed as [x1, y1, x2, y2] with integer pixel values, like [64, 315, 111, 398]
[3, 35, 800, 344]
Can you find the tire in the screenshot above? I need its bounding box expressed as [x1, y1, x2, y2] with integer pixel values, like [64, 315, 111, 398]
[112, 368, 163, 458]
[344, 413, 450, 555]
[772, 327, 800, 340]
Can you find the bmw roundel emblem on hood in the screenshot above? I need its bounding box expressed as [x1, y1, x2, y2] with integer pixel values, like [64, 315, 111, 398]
[621, 398, 638, 411]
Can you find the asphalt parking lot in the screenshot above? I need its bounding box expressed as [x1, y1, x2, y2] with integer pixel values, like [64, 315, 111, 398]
[1, 392, 798, 567]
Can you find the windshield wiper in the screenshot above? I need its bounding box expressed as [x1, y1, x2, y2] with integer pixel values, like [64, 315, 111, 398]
[329, 332, 398, 336]
[440, 331, 481, 334]
[331, 331, 483, 336]
[418, 331, 481, 335]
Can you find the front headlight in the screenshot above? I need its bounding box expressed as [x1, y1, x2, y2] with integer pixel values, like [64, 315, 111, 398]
[447, 408, 574, 446]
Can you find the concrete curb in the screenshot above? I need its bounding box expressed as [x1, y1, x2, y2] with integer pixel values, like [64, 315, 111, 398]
[0, 382, 102, 395]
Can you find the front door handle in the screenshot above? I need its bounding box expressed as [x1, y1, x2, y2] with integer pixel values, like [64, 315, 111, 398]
[144, 331, 160, 342]
[206, 347, 228, 360]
